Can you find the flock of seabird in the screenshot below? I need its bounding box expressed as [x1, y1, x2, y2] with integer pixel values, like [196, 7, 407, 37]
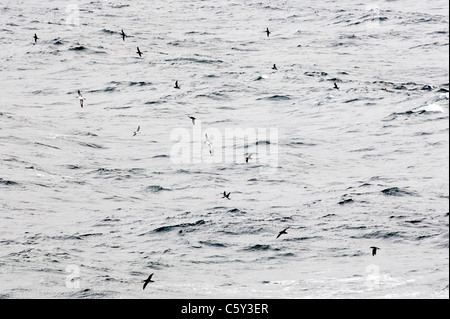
[32, 26, 382, 290]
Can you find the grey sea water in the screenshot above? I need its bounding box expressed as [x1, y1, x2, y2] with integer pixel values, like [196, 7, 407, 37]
[0, 0, 448, 299]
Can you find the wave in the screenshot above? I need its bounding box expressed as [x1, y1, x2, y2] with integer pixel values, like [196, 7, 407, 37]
[69, 45, 88, 51]
[304, 71, 328, 77]
[413, 104, 445, 113]
[384, 104, 445, 121]
[149, 220, 206, 234]
[352, 230, 403, 239]
[34, 142, 60, 150]
[94, 168, 145, 178]
[53, 38, 65, 45]
[144, 185, 172, 193]
[243, 244, 274, 251]
[199, 241, 228, 248]
[101, 29, 116, 34]
[145, 100, 166, 105]
[253, 75, 269, 81]
[338, 198, 354, 205]
[227, 208, 246, 214]
[287, 141, 317, 147]
[381, 187, 417, 197]
[165, 57, 223, 64]
[257, 95, 291, 101]
[89, 87, 117, 93]
[129, 81, 153, 87]
[78, 142, 104, 149]
[196, 92, 228, 100]
[0, 178, 19, 186]
[111, 4, 130, 9]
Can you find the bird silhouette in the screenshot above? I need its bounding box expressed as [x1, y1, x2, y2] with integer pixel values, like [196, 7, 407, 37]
[334, 82, 340, 90]
[143, 273, 154, 290]
[136, 47, 142, 57]
[174, 81, 180, 89]
[277, 227, 290, 238]
[370, 247, 380, 256]
[33, 33, 39, 44]
[222, 191, 231, 200]
[120, 29, 127, 41]
[272, 64, 278, 70]
[133, 125, 140, 136]
[266, 28, 271, 37]
[245, 153, 253, 163]
[189, 116, 196, 125]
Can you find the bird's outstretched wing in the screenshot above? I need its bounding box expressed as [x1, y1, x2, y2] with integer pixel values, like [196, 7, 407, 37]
[205, 133, 212, 145]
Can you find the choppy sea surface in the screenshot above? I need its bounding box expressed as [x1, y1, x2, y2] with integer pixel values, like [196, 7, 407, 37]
[0, 0, 448, 299]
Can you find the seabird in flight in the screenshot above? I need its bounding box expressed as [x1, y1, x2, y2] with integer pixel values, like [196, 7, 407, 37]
[245, 153, 253, 163]
[189, 116, 196, 125]
[370, 247, 380, 256]
[222, 191, 231, 200]
[133, 125, 140, 136]
[174, 81, 180, 89]
[120, 29, 127, 41]
[266, 28, 271, 37]
[277, 227, 290, 239]
[76, 90, 86, 108]
[205, 133, 213, 154]
[334, 82, 340, 90]
[136, 47, 142, 57]
[143, 273, 154, 290]
[272, 64, 278, 70]
[33, 33, 39, 44]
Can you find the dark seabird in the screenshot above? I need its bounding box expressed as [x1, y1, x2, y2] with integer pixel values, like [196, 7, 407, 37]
[266, 28, 271, 37]
[334, 82, 340, 90]
[272, 64, 278, 70]
[277, 227, 290, 239]
[222, 191, 231, 200]
[143, 273, 154, 290]
[370, 247, 380, 256]
[33, 33, 39, 44]
[189, 116, 196, 125]
[174, 81, 180, 89]
[76, 90, 86, 108]
[245, 153, 253, 163]
[133, 125, 140, 136]
[136, 47, 142, 57]
[120, 29, 127, 41]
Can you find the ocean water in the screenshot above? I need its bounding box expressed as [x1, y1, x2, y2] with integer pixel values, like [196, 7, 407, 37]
[0, 0, 448, 299]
